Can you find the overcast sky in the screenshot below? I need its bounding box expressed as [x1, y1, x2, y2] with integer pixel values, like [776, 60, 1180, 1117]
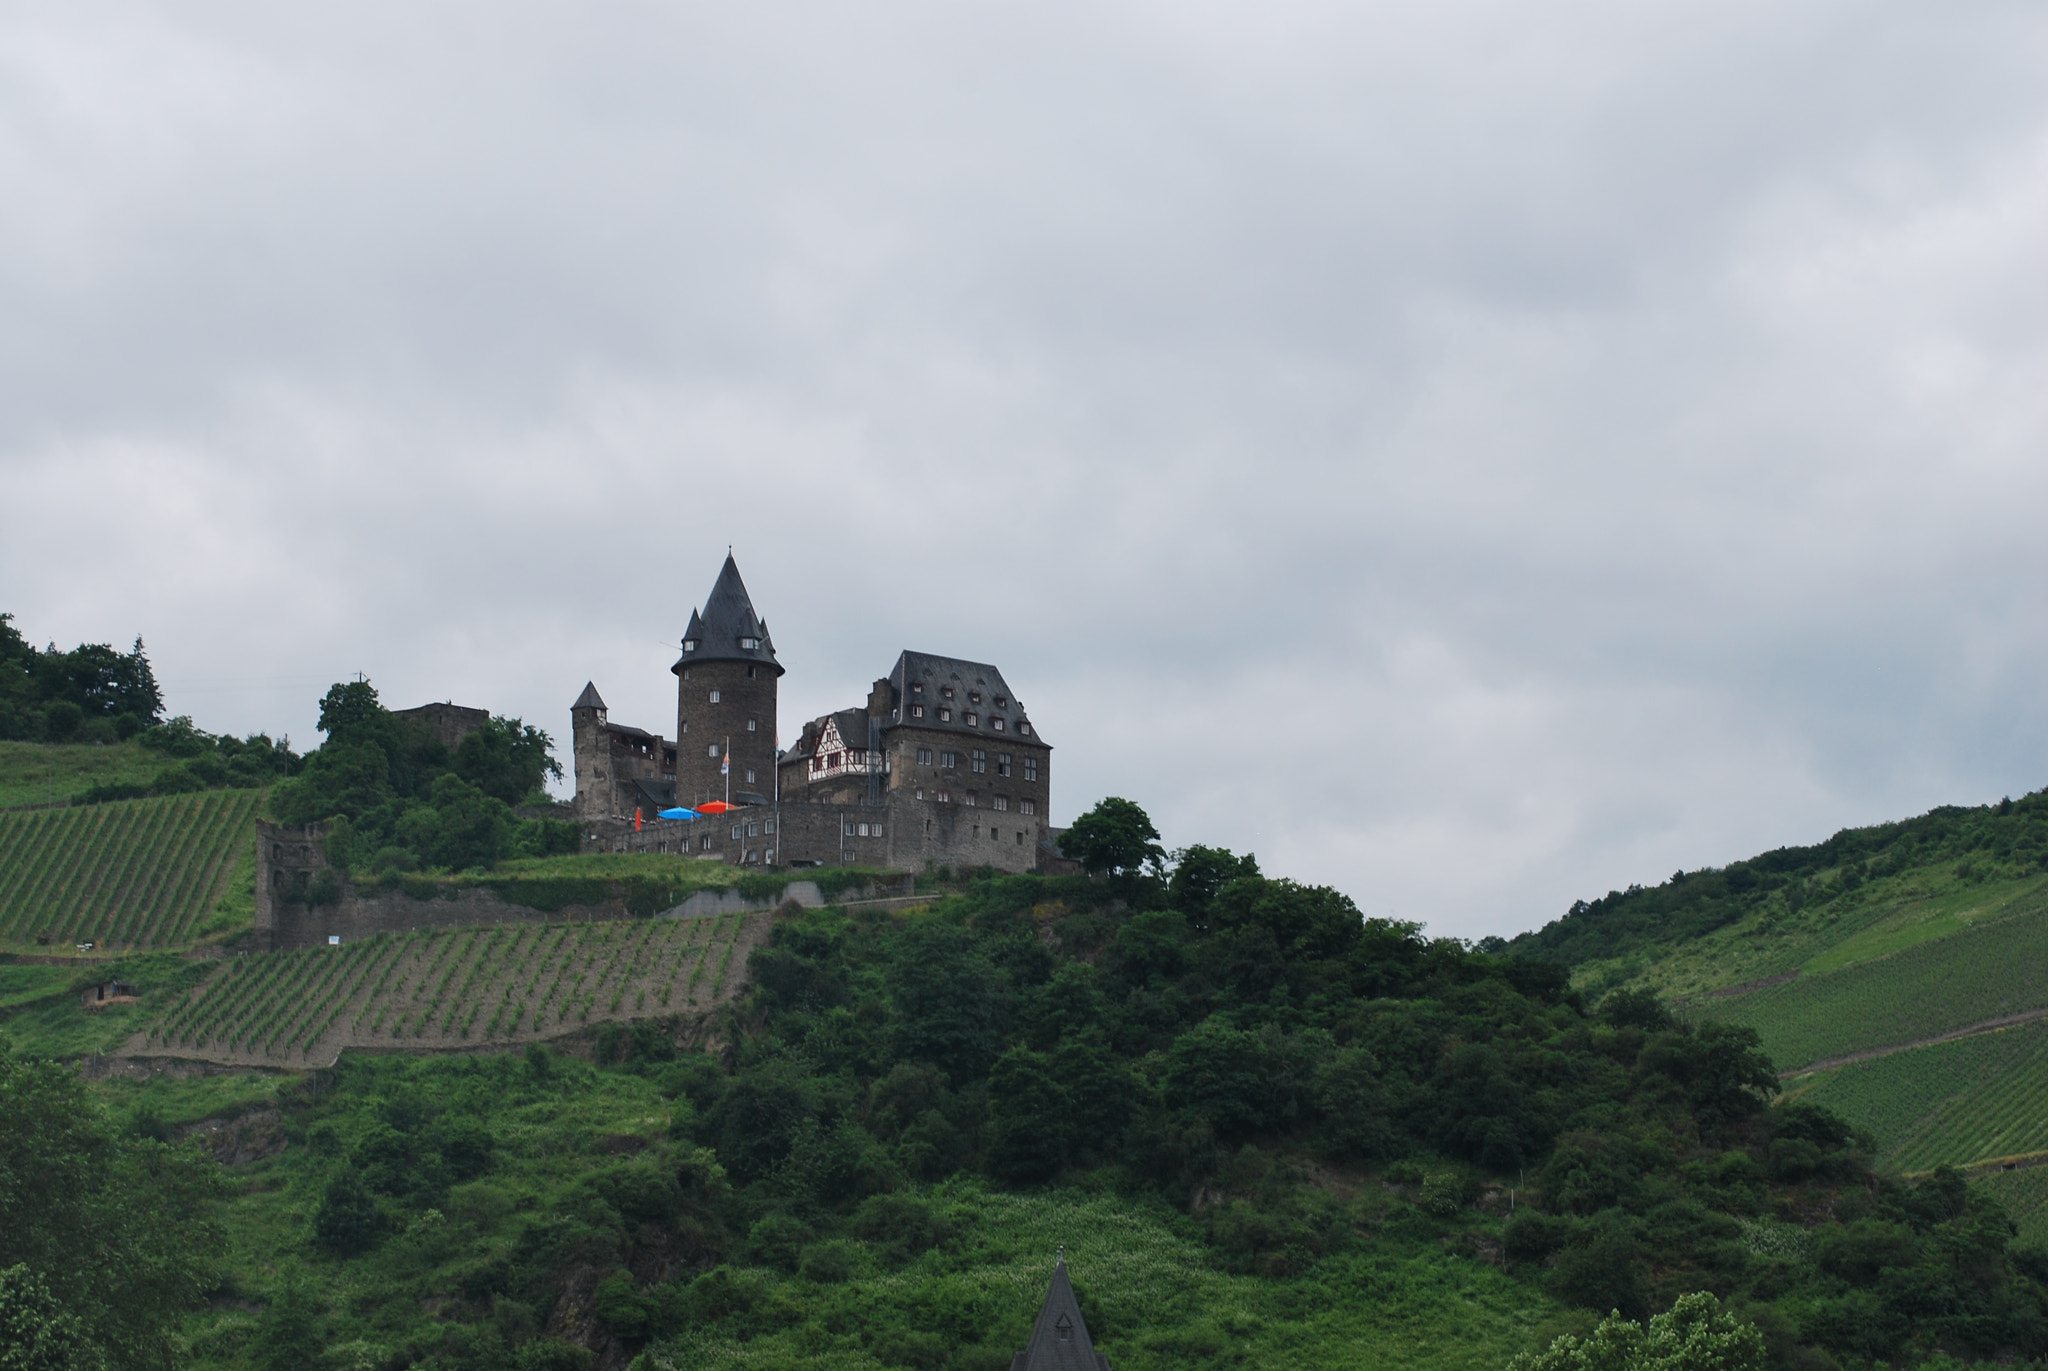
[4, 1, 2045, 939]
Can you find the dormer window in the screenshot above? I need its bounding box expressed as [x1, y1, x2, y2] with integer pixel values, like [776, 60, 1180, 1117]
[964, 712, 978, 726]
[994, 695, 1008, 708]
[1018, 722, 1031, 736]
[992, 717, 1006, 732]
[739, 636, 761, 650]
[911, 682, 924, 694]
[968, 691, 982, 705]
[681, 640, 699, 653]
[909, 704, 926, 718]
[939, 708, 952, 722]
[940, 686, 954, 699]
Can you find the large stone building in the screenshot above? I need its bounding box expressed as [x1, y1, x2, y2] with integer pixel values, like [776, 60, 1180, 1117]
[571, 555, 1056, 873]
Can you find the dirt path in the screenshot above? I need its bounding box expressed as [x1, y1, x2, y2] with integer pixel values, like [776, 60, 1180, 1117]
[1780, 1003, 2048, 1079]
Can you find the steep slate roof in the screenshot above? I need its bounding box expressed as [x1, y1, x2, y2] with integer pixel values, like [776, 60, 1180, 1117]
[786, 708, 879, 762]
[672, 554, 784, 676]
[571, 682, 607, 711]
[1010, 1257, 1109, 1371]
[886, 650, 1047, 746]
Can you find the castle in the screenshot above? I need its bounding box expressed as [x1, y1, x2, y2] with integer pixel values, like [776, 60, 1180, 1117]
[571, 555, 1056, 874]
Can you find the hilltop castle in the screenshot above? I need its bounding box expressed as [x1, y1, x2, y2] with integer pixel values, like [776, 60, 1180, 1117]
[571, 555, 1056, 874]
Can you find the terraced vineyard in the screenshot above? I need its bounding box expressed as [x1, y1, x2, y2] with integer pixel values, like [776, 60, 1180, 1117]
[0, 789, 261, 949]
[1792, 1018, 2048, 1169]
[136, 910, 763, 1065]
[1977, 1167, 2048, 1244]
[1708, 903, 2048, 1070]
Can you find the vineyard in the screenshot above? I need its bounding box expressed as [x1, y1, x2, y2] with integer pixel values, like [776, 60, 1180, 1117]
[0, 789, 261, 950]
[1792, 1018, 2048, 1172]
[134, 909, 765, 1066]
[1705, 902, 2048, 1070]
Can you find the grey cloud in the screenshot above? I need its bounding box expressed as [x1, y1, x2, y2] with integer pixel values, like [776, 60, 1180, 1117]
[3, 0, 2046, 937]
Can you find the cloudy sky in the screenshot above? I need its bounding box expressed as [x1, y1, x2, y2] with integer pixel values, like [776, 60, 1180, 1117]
[4, 1, 2046, 939]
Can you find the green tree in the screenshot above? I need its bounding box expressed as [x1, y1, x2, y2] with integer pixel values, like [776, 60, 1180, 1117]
[454, 715, 563, 805]
[1057, 797, 1165, 877]
[1508, 1292, 1766, 1371]
[0, 1046, 224, 1371]
[0, 1265, 104, 1371]
[313, 1170, 382, 1254]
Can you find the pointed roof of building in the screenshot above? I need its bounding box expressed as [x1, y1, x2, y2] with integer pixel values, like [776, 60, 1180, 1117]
[571, 681, 607, 711]
[672, 554, 784, 677]
[1010, 1254, 1110, 1371]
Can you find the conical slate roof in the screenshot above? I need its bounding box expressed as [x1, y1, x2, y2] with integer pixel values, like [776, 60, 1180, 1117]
[671, 554, 783, 676]
[571, 681, 607, 711]
[1010, 1255, 1110, 1371]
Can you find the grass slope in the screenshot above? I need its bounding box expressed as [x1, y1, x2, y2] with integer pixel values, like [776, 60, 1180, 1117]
[0, 738, 165, 808]
[164, 1051, 1564, 1371]
[0, 788, 263, 950]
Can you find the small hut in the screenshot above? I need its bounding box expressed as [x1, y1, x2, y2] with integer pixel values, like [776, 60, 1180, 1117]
[80, 980, 138, 1011]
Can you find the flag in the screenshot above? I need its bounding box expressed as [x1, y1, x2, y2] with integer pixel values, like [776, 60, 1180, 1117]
[721, 749, 730, 776]
[635, 809, 642, 831]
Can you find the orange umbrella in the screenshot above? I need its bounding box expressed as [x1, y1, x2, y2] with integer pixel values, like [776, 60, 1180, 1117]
[694, 801, 737, 814]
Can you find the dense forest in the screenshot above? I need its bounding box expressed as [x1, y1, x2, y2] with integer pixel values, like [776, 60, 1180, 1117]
[0, 611, 165, 743]
[1505, 789, 2048, 969]
[11, 813, 2046, 1368]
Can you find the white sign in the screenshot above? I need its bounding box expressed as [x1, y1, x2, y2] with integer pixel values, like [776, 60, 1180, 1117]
[328, 935, 341, 946]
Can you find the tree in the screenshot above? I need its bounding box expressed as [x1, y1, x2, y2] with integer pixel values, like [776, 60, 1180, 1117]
[0, 1046, 224, 1371]
[1508, 1292, 1766, 1371]
[0, 1265, 104, 1371]
[1167, 845, 1259, 926]
[1057, 797, 1165, 878]
[313, 1170, 382, 1255]
[454, 716, 563, 805]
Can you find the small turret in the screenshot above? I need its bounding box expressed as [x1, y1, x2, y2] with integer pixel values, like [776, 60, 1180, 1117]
[1010, 1251, 1109, 1371]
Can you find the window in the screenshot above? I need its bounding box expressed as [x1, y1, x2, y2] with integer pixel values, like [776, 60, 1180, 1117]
[1016, 831, 1025, 844]
[938, 707, 952, 722]
[941, 686, 954, 699]
[747, 663, 758, 677]
[681, 666, 691, 679]
[1019, 722, 1031, 736]
[730, 824, 742, 839]
[914, 787, 925, 800]
[996, 753, 1012, 776]
[708, 744, 721, 757]
[845, 821, 857, 837]
[911, 681, 924, 694]
[968, 691, 982, 704]
[966, 792, 979, 807]
[937, 789, 951, 803]
[747, 822, 759, 837]
[992, 717, 1006, 731]
[700, 835, 713, 850]
[764, 819, 775, 834]
[709, 689, 721, 703]
[916, 747, 932, 765]
[745, 769, 756, 783]
[747, 717, 758, 731]
[964, 712, 978, 726]
[765, 848, 775, 863]
[1021, 799, 1037, 816]
[681, 721, 689, 733]
[993, 795, 1009, 811]
[1023, 758, 1039, 781]
[740, 636, 760, 650]
[872, 823, 883, 837]
[940, 751, 958, 769]
[971, 749, 987, 773]
[994, 695, 1008, 708]
[910, 703, 926, 718]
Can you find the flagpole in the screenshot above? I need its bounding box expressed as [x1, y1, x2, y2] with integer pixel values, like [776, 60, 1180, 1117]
[724, 736, 731, 807]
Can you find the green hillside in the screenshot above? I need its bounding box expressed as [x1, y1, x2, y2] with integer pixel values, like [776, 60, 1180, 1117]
[1512, 786, 2048, 1223]
[0, 738, 167, 808]
[0, 788, 262, 950]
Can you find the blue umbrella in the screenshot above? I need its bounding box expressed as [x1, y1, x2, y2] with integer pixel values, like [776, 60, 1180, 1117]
[657, 807, 699, 821]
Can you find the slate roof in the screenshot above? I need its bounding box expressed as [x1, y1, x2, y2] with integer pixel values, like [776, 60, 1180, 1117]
[672, 554, 784, 676]
[1010, 1256, 1109, 1371]
[786, 708, 881, 762]
[886, 651, 1047, 747]
[571, 681, 607, 711]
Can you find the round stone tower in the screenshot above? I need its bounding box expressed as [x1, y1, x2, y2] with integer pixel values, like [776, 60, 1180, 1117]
[672, 554, 782, 806]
